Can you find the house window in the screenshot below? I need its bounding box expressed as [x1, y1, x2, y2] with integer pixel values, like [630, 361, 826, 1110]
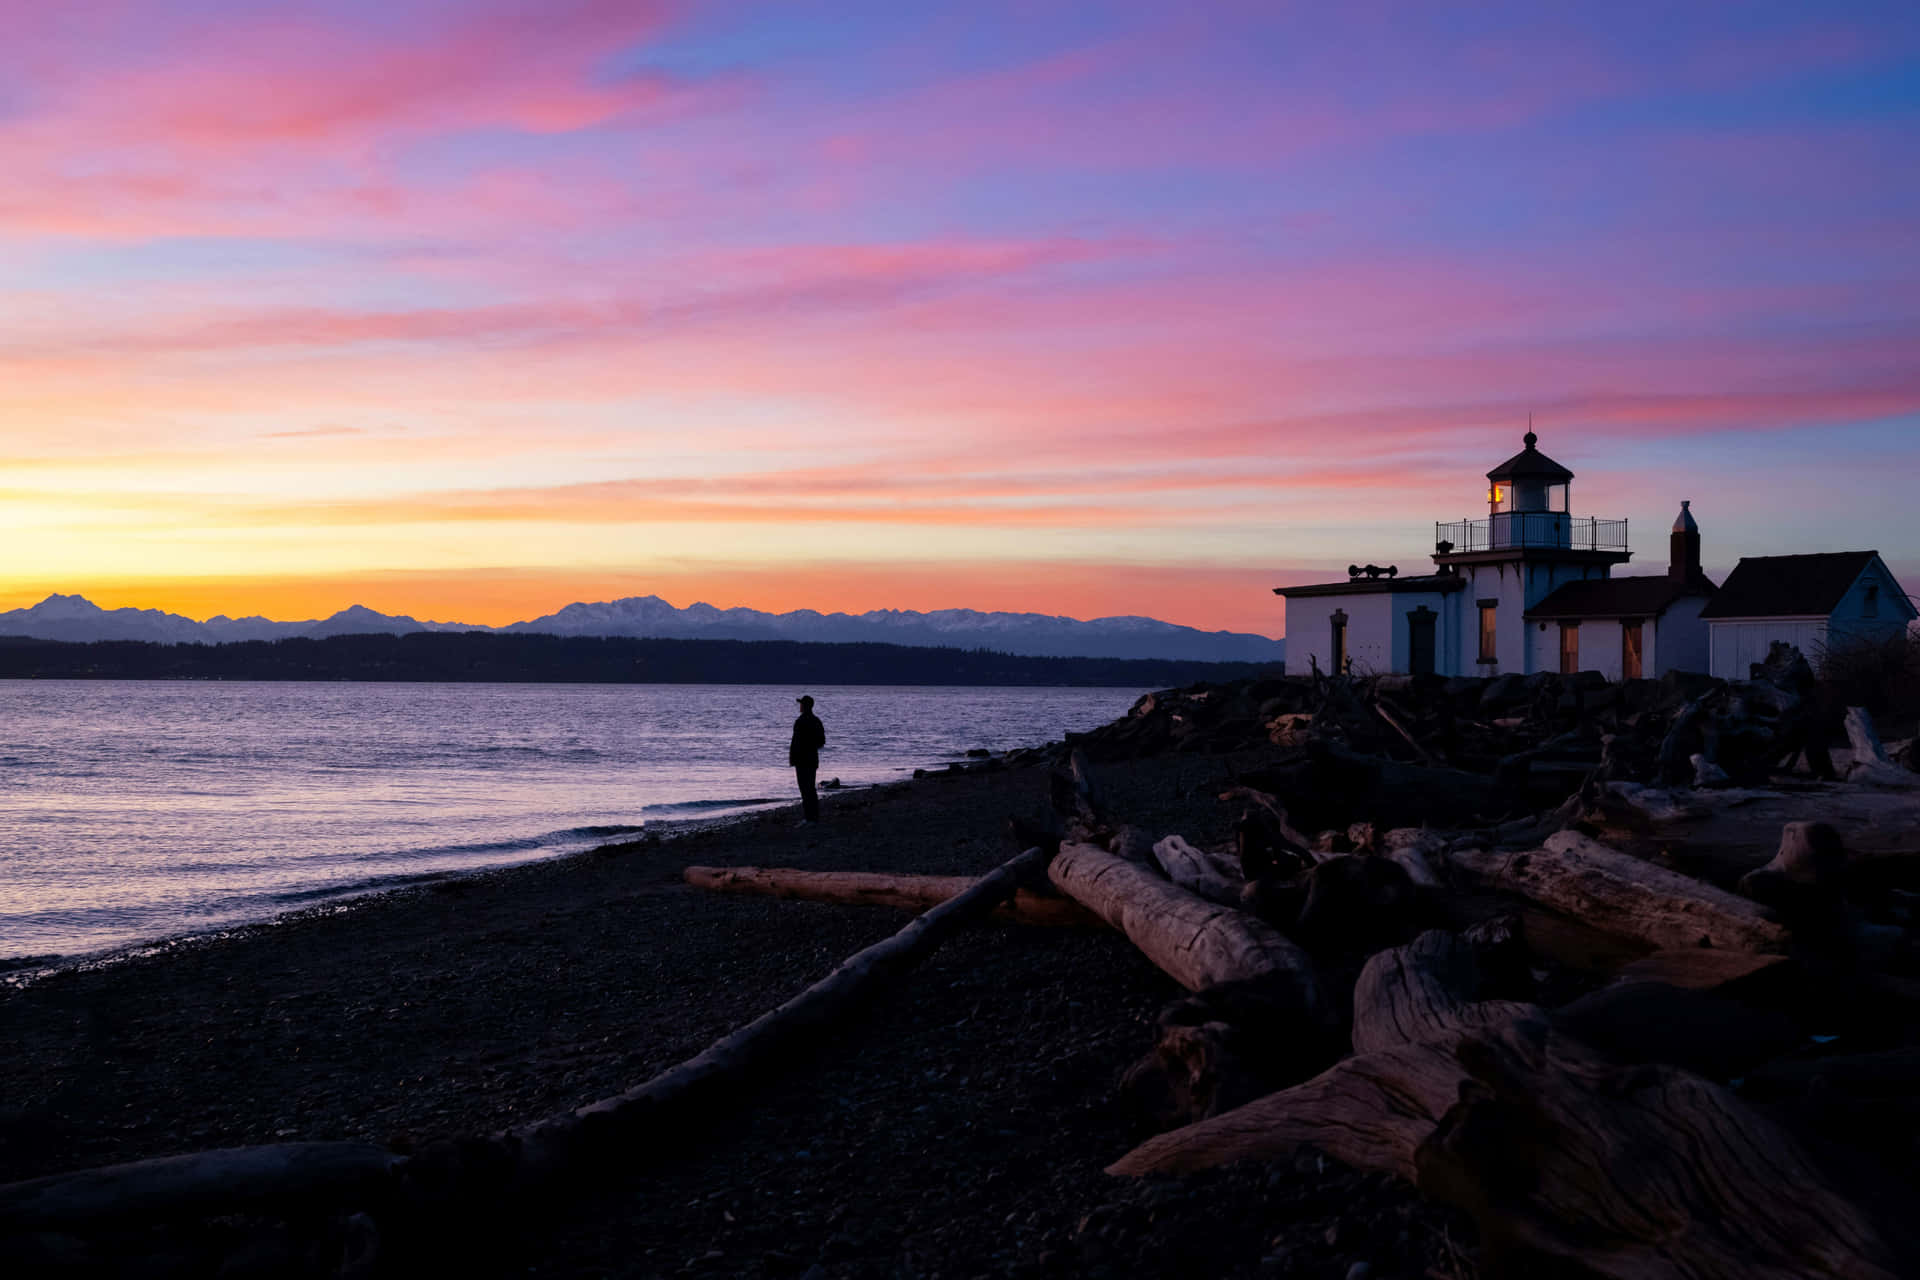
[1330, 609, 1349, 675]
[1866, 584, 1880, 618]
[1477, 600, 1498, 664]
[1622, 620, 1644, 679]
[1559, 623, 1579, 675]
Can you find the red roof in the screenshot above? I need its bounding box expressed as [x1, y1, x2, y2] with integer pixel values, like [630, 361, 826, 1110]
[1526, 574, 1711, 621]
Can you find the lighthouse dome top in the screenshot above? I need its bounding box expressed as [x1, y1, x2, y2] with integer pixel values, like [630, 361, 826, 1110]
[1486, 430, 1574, 482]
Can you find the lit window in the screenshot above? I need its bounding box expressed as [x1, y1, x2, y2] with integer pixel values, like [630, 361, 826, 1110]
[1478, 604, 1497, 663]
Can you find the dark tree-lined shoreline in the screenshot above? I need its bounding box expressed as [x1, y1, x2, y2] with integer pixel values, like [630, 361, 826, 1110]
[0, 631, 1281, 688]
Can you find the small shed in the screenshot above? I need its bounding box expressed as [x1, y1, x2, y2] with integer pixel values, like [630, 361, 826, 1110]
[1699, 551, 1915, 679]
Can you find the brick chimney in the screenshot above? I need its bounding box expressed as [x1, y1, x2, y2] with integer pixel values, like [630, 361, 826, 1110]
[1670, 501, 1703, 587]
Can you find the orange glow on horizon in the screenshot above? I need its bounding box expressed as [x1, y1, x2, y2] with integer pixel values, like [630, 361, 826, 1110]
[0, 563, 1321, 640]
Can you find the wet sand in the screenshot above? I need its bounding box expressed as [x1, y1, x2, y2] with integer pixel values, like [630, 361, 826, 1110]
[0, 750, 1472, 1278]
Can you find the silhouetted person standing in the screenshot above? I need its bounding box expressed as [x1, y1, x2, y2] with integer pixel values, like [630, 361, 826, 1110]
[790, 695, 826, 823]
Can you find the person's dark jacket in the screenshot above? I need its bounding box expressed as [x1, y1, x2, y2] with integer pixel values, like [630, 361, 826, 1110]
[789, 712, 826, 768]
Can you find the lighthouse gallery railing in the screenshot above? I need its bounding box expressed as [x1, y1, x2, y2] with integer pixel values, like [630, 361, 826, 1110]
[1435, 515, 1628, 554]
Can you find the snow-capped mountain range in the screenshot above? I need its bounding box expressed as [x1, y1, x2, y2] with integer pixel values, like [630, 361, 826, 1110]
[0, 594, 1285, 664]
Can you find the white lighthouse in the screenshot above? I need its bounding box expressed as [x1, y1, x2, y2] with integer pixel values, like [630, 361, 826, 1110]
[1277, 431, 1644, 677]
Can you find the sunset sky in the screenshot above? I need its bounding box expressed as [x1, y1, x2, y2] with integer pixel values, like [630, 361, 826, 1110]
[4, 1, 1917, 637]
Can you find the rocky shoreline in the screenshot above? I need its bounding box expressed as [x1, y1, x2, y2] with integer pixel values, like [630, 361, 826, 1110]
[0, 744, 1470, 1278]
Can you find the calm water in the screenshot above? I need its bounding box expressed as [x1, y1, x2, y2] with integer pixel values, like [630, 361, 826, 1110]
[0, 681, 1145, 960]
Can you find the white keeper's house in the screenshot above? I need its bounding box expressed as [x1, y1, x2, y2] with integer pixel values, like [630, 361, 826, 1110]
[1700, 551, 1915, 680]
[1276, 431, 1719, 679]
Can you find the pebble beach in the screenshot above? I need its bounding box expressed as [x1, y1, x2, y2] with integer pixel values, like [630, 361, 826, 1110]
[0, 747, 1473, 1279]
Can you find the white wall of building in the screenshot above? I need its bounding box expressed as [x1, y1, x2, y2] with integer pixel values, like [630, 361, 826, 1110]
[1523, 604, 1709, 680]
[1287, 600, 1337, 678]
[1457, 560, 1605, 675]
[1527, 619, 1558, 675]
[1656, 595, 1711, 675]
[1337, 592, 1398, 676]
[1459, 563, 1525, 675]
[1827, 558, 1916, 653]
[1710, 619, 1827, 680]
[1283, 590, 1453, 676]
[1571, 619, 1655, 682]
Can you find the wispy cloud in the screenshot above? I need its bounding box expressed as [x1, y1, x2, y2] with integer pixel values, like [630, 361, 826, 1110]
[262, 425, 368, 439]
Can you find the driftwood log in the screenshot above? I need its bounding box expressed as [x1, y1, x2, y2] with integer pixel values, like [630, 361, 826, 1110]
[1580, 781, 1920, 883]
[1373, 696, 1438, 766]
[1378, 827, 1446, 888]
[1217, 786, 1315, 855]
[1611, 947, 1789, 992]
[0, 1142, 399, 1232]
[1149, 835, 1243, 906]
[1109, 1032, 1464, 1181]
[1111, 1013, 1900, 1279]
[1844, 706, 1920, 787]
[682, 865, 1100, 928]
[1450, 829, 1789, 954]
[1049, 842, 1325, 1022]
[1349, 930, 1539, 1054]
[1113, 929, 1522, 1176]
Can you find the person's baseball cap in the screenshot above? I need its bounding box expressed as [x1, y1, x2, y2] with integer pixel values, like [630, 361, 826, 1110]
[796, 695, 814, 707]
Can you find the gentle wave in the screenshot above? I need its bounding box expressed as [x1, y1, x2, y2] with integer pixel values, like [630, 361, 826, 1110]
[269, 869, 466, 904]
[641, 797, 787, 814]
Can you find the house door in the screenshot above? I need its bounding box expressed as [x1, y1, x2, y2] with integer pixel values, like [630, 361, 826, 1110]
[1408, 607, 1436, 676]
[1622, 620, 1644, 679]
[1331, 609, 1349, 676]
[1559, 623, 1579, 675]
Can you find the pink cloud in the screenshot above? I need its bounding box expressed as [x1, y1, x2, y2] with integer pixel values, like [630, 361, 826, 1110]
[36, 1, 679, 150]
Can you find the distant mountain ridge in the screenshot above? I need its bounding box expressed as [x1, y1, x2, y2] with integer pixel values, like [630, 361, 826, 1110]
[0, 594, 1284, 664]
